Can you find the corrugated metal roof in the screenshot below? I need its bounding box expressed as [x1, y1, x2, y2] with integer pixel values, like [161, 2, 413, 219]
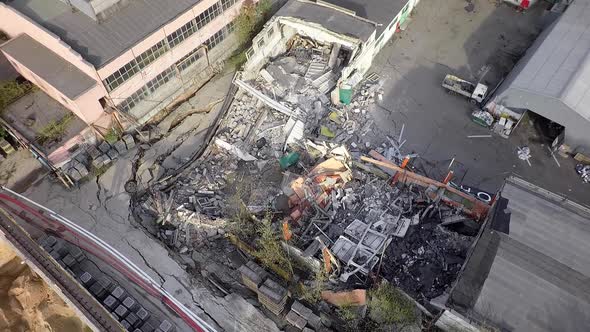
[1, 34, 97, 99]
[8, 0, 202, 68]
[506, 0, 590, 120]
[448, 176, 590, 332]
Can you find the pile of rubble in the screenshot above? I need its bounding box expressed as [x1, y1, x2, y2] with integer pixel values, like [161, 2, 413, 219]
[131, 33, 490, 330]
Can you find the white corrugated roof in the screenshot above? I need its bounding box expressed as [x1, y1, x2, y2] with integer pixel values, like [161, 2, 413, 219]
[510, 0, 590, 120]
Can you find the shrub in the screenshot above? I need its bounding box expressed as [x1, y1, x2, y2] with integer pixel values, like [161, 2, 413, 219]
[36, 113, 74, 145]
[254, 214, 293, 276]
[234, 0, 272, 48]
[368, 282, 417, 325]
[103, 127, 120, 144]
[0, 80, 33, 113]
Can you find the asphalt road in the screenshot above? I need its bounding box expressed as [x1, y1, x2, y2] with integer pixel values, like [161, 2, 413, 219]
[367, 0, 589, 205]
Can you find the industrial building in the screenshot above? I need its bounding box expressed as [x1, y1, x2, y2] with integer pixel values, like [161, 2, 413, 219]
[489, 0, 590, 155]
[0, 0, 248, 165]
[437, 176, 590, 332]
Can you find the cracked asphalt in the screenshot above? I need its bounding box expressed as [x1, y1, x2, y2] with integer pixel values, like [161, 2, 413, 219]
[23, 72, 280, 332]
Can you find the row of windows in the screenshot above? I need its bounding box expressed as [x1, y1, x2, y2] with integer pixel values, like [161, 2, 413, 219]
[104, 0, 239, 92]
[119, 23, 233, 113]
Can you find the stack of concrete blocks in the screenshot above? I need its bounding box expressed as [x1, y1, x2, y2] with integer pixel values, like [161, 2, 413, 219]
[238, 261, 269, 292]
[258, 278, 289, 316]
[87, 134, 135, 175]
[286, 300, 322, 331]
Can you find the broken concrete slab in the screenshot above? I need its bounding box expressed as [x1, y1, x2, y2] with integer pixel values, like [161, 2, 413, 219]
[214, 138, 257, 161]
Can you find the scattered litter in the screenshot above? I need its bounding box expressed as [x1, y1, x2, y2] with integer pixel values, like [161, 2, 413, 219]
[517, 146, 532, 166]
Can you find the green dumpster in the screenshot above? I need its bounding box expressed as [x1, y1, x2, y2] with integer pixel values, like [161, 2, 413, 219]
[339, 84, 352, 105]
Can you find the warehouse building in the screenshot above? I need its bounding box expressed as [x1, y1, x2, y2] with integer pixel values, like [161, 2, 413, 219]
[437, 176, 590, 332]
[489, 0, 590, 154]
[0, 0, 248, 164]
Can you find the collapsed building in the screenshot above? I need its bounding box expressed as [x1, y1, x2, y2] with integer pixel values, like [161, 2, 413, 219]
[243, 0, 420, 89]
[131, 0, 503, 330]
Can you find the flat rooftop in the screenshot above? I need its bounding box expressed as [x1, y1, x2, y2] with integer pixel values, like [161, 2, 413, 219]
[1, 34, 97, 99]
[276, 0, 376, 42]
[448, 176, 590, 332]
[7, 0, 203, 68]
[325, 0, 408, 36]
[1, 90, 87, 155]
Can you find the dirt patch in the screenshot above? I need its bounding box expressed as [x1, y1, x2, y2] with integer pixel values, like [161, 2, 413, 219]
[0, 240, 90, 332]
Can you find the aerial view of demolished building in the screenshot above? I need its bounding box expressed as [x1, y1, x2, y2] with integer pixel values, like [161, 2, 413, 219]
[134, 0, 494, 330]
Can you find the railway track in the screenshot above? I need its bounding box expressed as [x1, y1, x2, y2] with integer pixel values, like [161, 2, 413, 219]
[0, 186, 216, 332]
[0, 206, 122, 331]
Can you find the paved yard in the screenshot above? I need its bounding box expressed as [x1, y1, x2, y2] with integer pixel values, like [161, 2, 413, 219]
[369, 0, 589, 205]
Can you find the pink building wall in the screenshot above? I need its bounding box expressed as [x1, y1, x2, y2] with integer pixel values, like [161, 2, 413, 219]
[99, 0, 244, 103]
[0, 0, 246, 122]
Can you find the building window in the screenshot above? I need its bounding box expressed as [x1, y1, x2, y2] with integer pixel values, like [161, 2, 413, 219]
[204, 24, 233, 50]
[106, 0, 236, 93]
[221, 0, 238, 10]
[104, 60, 139, 91]
[119, 86, 148, 112]
[135, 40, 169, 70]
[196, 2, 222, 29]
[257, 37, 265, 49]
[267, 27, 275, 39]
[146, 67, 175, 93]
[176, 48, 202, 72]
[167, 19, 198, 48]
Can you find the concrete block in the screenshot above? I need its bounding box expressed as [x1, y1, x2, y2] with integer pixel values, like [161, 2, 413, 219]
[123, 134, 136, 150]
[114, 304, 128, 318]
[89, 281, 107, 299]
[49, 248, 62, 260]
[74, 152, 89, 165]
[107, 148, 119, 160]
[86, 145, 102, 159]
[62, 254, 76, 267]
[123, 296, 136, 310]
[307, 312, 321, 329]
[112, 286, 126, 300]
[79, 272, 93, 286]
[158, 320, 173, 332]
[68, 246, 85, 262]
[286, 310, 307, 330]
[92, 155, 105, 169]
[121, 320, 131, 330]
[74, 163, 89, 178]
[291, 301, 313, 318]
[126, 312, 139, 327]
[103, 295, 118, 311]
[136, 307, 150, 321]
[68, 168, 82, 182]
[114, 140, 127, 154]
[98, 141, 111, 153]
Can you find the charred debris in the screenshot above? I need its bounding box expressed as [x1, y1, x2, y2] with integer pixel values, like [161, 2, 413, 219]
[134, 35, 492, 330]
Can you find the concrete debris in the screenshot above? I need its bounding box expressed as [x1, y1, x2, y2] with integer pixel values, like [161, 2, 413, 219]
[128, 31, 488, 330]
[214, 138, 258, 161]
